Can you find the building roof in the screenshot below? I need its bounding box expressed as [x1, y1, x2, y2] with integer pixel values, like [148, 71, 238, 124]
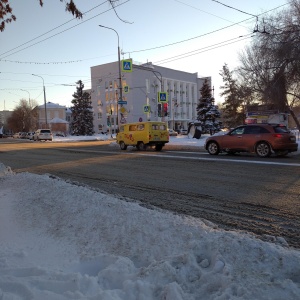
[49, 117, 69, 124]
[37, 102, 66, 109]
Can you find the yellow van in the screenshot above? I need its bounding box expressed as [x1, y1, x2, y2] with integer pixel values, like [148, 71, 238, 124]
[116, 121, 169, 151]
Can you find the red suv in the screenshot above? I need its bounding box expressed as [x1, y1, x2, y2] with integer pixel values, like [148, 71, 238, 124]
[204, 124, 298, 157]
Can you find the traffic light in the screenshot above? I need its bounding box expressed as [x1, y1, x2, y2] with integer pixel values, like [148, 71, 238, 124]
[163, 103, 168, 116]
[158, 103, 162, 117]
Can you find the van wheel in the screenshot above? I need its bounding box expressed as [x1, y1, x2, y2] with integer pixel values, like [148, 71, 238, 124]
[120, 141, 127, 150]
[155, 144, 163, 151]
[137, 142, 146, 151]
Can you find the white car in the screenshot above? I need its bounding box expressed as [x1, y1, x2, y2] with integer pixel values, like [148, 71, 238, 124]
[13, 132, 21, 138]
[33, 129, 53, 141]
[26, 132, 35, 140]
[180, 129, 188, 135]
[168, 129, 178, 136]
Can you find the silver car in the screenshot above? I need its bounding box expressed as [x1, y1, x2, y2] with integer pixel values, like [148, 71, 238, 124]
[33, 129, 53, 141]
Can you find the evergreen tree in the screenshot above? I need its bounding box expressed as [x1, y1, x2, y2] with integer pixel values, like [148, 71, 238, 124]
[196, 79, 221, 135]
[71, 80, 94, 136]
[219, 64, 245, 128]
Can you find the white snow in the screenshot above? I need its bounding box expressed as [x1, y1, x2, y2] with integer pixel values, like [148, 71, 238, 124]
[0, 134, 300, 300]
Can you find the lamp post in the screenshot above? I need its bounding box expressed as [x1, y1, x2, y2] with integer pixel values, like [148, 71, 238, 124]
[32, 74, 47, 127]
[20, 89, 31, 107]
[99, 25, 122, 132]
[20, 89, 32, 131]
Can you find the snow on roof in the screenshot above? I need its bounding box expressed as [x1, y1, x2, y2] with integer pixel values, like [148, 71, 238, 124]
[49, 117, 69, 124]
[37, 102, 66, 109]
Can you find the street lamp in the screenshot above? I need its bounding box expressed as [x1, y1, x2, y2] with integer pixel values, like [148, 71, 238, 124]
[32, 74, 48, 127]
[20, 89, 31, 107]
[99, 25, 123, 132]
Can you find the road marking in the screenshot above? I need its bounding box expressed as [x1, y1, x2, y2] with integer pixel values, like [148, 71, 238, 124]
[126, 152, 300, 167]
[61, 148, 300, 167]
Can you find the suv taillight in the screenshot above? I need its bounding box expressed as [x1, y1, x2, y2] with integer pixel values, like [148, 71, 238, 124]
[273, 134, 283, 138]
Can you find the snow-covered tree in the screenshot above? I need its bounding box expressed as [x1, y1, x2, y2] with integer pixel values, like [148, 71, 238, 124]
[71, 80, 94, 136]
[196, 79, 221, 135]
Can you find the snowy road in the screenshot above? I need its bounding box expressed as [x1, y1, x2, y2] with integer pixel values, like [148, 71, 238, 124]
[1, 140, 300, 248]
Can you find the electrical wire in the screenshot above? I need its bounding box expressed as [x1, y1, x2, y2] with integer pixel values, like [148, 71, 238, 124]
[124, 3, 289, 55]
[211, 0, 257, 17]
[154, 35, 253, 65]
[173, 0, 249, 29]
[0, 0, 130, 60]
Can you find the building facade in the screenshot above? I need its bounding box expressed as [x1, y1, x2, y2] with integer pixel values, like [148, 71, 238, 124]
[34, 102, 69, 134]
[90, 60, 210, 134]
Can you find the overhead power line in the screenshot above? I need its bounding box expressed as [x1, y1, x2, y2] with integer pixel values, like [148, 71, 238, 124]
[0, 0, 130, 60]
[211, 0, 257, 17]
[0, 59, 84, 65]
[124, 3, 289, 55]
[173, 0, 249, 29]
[0, 1, 108, 58]
[154, 34, 253, 65]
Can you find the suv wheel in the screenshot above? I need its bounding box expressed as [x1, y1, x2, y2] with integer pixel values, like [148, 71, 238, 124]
[255, 142, 271, 157]
[207, 141, 220, 155]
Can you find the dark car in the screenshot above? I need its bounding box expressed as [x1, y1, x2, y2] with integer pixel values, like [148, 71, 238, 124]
[204, 124, 298, 157]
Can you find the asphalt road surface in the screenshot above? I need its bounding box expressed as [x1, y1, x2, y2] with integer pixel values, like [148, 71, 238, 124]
[1, 138, 300, 248]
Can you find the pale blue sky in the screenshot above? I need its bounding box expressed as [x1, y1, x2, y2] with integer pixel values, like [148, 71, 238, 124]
[0, 0, 288, 110]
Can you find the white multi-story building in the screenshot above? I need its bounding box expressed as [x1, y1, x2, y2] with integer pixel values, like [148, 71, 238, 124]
[90, 60, 211, 134]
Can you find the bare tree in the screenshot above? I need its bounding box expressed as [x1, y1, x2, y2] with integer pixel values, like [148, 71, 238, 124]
[237, 0, 300, 129]
[7, 99, 38, 132]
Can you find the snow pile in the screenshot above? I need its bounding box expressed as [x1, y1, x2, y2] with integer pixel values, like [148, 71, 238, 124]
[0, 164, 300, 299]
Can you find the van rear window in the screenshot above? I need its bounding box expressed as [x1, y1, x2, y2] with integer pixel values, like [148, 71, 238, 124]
[152, 124, 166, 130]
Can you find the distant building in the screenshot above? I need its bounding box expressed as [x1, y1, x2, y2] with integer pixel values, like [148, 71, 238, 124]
[90, 60, 210, 134]
[34, 102, 69, 134]
[0, 110, 12, 127]
[0, 110, 13, 135]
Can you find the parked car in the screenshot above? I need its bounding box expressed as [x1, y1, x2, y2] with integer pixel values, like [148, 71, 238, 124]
[20, 132, 27, 139]
[204, 124, 298, 157]
[26, 132, 35, 140]
[13, 132, 21, 139]
[33, 129, 53, 141]
[168, 129, 178, 136]
[180, 129, 188, 135]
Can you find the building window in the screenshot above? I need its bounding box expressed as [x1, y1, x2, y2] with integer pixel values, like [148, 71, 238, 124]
[97, 112, 102, 119]
[114, 80, 118, 89]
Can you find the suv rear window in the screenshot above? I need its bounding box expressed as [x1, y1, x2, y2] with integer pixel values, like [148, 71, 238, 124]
[273, 125, 289, 133]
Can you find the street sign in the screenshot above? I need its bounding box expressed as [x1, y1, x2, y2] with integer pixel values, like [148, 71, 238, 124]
[158, 92, 168, 103]
[143, 105, 151, 113]
[123, 85, 130, 93]
[118, 100, 127, 105]
[122, 59, 132, 73]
